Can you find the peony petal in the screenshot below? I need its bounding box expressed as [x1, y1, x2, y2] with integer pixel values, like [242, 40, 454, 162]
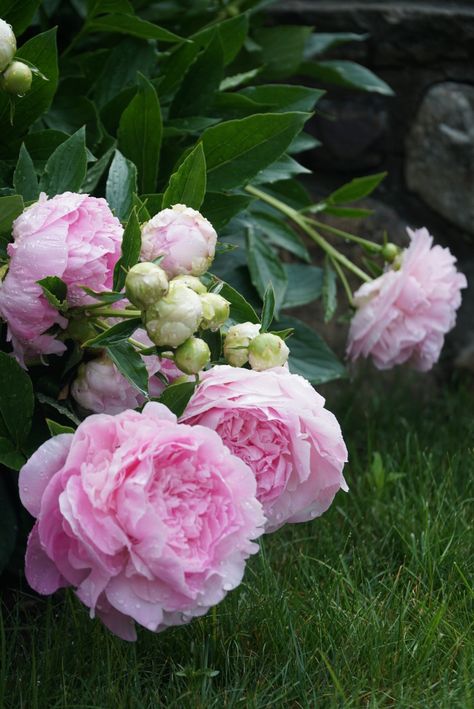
[25, 523, 68, 594]
[19, 434, 72, 517]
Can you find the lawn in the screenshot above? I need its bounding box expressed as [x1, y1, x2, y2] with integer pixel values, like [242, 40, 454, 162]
[2, 372, 473, 708]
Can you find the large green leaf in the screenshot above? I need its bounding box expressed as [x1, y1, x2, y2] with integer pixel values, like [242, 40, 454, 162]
[1, 0, 40, 35]
[256, 25, 312, 79]
[239, 84, 324, 113]
[251, 154, 310, 186]
[93, 38, 157, 109]
[283, 264, 323, 309]
[113, 208, 141, 291]
[118, 73, 162, 194]
[217, 282, 259, 325]
[13, 144, 39, 201]
[195, 14, 248, 66]
[88, 13, 184, 43]
[162, 143, 206, 210]
[39, 127, 88, 196]
[301, 60, 394, 96]
[276, 316, 346, 385]
[170, 33, 224, 118]
[246, 229, 287, 315]
[202, 112, 310, 191]
[304, 32, 369, 58]
[201, 193, 253, 231]
[107, 341, 148, 395]
[158, 381, 197, 418]
[0, 352, 34, 449]
[248, 210, 310, 262]
[0, 29, 59, 147]
[327, 172, 387, 205]
[106, 149, 137, 221]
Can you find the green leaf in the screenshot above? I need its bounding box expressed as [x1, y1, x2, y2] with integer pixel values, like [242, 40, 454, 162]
[239, 84, 324, 113]
[85, 318, 142, 348]
[217, 282, 259, 324]
[13, 144, 39, 201]
[1, 0, 41, 35]
[0, 352, 34, 447]
[327, 172, 387, 205]
[0, 29, 59, 147]
[93, 38, 157, 110]
[157, 381, 197, 418]
[220, 68, 261, 91]
[195, 13, 248, 66]
[0, 476, 17, 574]
[248, 210, 310, 262]
[322, 260, 337, 323]
[201, 193, 253, 231]
[46, 419, 75, 436]
[288, 132, 321, 155]
[81, 287, 124, 304]
[163, 116, 220, 138]
[107, 341, 148, 396]
[88, 0, 133, 16]
[202, 112, 310, 191]
[36, 393, 81, 426]
[40, 127, 88, 196]
[83, 143, 115, 193]
[251, 154, 310, 186]
[37, 276, 68, 311]
[162, 143, 206, 211]
[275, 316, 346, 385]
[260, 284, 275, 332]
[200, 329, 222, 362]
[301, 60, 394, 96]
[0, 437, 25, 470]
[255, 26, 312, 79]
[246, 229, 287, 315]
[88, 13, 184, 43]
[0, 195, 24, 256]
[323, 206, 373, 218]
[170, 33, 224, 119]
[283, 264, 323, 309]
[118, 73, 162, 194]
[113, 208, 142, 291]
[106, 149, 137, 221]
[304, 32, 369, 58]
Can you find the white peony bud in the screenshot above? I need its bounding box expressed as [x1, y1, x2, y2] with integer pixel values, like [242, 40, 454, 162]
[174, 337, 210, 375]
[144, 281, 203, 348]
[0, 19, 16, 73]
[125, 261, 169, 310]
[223, 321, 261, 367]
[171, 274, 207, 294]
[200, 292, 230, 331]
[248, 333, 290, 371]
[1, 60, 32, 96]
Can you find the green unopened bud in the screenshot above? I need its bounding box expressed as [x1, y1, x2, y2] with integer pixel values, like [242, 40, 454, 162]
[145, 282, 202, 348]
[174, 337, 210, 375]
[200, 292, 230, 331]
[125, 261, 169, 310]
[381, 242, 399, 263]
[1, 60, 32, 96]
[248, 333, 289, 371]
[0, 19, 16, 73]
[223, 321, 261, 367]
[171, 274, 207, 294]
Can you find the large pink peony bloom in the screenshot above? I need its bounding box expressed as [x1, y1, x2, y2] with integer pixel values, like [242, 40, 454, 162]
[181, 366, 348, 532]
[0, 192, 123, 365]
[347, 227, 467, 371]
[19, 403, 264, 641]
[140, 204, 217, 278]
[71, 330, 182, 414]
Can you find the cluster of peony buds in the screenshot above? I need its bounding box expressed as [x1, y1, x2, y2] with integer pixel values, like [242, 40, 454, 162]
[0, 19, 32, 96]
[223, 322, 289, 370]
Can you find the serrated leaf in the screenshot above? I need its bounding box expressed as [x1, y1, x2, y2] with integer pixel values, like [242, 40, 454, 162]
[37, 276, 68, 311]
[85, 317, 142, 348]
[106, 149, 137, 221]
[327, 172, 387, 205]
[13, 144, 39, 202]
[162, 143, 206, 211]
[246, 229, 287, 315]
[0, 352, 34, 447]
[40, 127, 88, 196]
[260, 283, 275, 332]
[158, 381, 197, 418]
[322, 260, 337, 322]
[113, 208, 141, 291]
[107, 341, 148, 395]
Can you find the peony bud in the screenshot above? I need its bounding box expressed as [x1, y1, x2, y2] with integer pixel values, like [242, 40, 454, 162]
[174, 337, 210, 375]
[144, 281, 202, 348]
[140, 204, 217, 278]
[0, 19, 16, 73]
[200, 292, 230, 331]
[125, 261, 168, 310]
[248, 333, 290, 371]
[381, 242, 399, 263]
[1, 60, 32, 96]
[171, 274, 207, 294]
[223, 321, 261, 367]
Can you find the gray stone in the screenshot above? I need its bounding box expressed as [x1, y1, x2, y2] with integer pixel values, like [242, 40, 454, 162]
[405, 82, 474, 234]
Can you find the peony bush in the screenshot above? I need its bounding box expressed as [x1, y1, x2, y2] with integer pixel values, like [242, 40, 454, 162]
[0, 1, 467, 642]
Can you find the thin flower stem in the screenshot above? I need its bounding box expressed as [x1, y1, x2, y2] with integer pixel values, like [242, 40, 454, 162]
[245, 185, 372, 283]
[329, 256, 354, 307]
[303, 216, 383, 252]
[86, 308, 141, 319]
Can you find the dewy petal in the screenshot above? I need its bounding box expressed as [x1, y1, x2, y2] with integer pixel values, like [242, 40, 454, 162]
[25, 523, 68, 594]
[19, 434, 73, 517]
[95, 593, 137, 642]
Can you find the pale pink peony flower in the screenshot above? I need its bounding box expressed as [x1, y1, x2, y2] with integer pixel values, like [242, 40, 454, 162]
[0, 192, 123, 365]
[347, 227, 467, 371]
[140, 204, 217, 278]
[19, 402, 264, 641]
[181, 366, 348, 532]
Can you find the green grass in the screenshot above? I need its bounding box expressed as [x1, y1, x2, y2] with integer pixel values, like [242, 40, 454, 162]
[2, 374, 474, 708]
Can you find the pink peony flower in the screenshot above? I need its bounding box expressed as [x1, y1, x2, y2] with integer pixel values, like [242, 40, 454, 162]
[181, 366, 348, 532]
[71, 330, 182, 414]
[347, 227, 467, 371]
[140, 204, 217, 278]
[19, 403, 264, 641]
[0, 192, 123, 365]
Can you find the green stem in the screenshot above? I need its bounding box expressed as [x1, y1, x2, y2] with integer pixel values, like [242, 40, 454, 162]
[86, 308, 141, 319]
[304, 216, 382, 253]
[245, 185, 372, 283]
[329, 256, 354, 307]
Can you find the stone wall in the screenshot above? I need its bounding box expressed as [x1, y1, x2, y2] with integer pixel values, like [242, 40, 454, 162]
[272, 0, 474, 366]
